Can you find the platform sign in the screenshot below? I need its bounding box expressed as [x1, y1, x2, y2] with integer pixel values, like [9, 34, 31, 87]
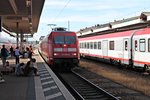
[0, 16, 1, 32]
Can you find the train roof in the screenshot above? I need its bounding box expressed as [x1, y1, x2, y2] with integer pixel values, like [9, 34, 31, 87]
[77, 12, 150, 38]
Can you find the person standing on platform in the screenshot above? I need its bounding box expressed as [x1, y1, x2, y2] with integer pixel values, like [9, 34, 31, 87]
[9, 46, 14, 57]
[21, 46, 25, 58]
[1, 45, 9, 68]
[0, 45, 8, 83]
[29, 45, 33, 60]
[15, 46, 20, 64]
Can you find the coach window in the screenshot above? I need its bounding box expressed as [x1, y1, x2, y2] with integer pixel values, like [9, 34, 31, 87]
[94, 42, 97, 49]
[139, 39, 145, 52]
[85, 42, 87, 48]
[82, 43, 84, 48]
[109, 41, 114, 50]
[148, 39, 150, 52]
[82, 42, 84, 48]
[83, 43, 85, 48]
[98, 41, 101, 49]
[135, 40, 138, 51]
[87, 42, 89, 49]
[80, 43, 81, 48]
[90, 42, 93, 49]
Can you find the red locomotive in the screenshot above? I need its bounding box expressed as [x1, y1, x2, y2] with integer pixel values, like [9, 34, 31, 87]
[39, 27, 80, 70]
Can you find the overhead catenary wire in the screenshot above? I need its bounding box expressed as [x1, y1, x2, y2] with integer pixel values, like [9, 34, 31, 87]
[52, 0, 71, 23]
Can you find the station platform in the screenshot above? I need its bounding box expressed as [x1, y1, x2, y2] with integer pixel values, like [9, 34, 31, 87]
[0, 50, 75, 100]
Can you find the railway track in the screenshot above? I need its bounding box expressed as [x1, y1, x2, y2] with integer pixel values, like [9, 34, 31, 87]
[58, 70, 119, 100]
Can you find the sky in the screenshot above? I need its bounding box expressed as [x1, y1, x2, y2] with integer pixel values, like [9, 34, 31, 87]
[33, 0, 150, 41]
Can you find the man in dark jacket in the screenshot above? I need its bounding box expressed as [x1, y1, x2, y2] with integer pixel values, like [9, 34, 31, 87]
[1, 45, 8, 67]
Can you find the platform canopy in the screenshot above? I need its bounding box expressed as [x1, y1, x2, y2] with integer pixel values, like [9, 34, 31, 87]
[0, 0, 45, 35]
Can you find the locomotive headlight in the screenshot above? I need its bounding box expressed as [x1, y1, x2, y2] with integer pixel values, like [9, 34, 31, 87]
[73, 53, 76, 56]
[63, 44, 67, 47]
[54, 53, 58, 56]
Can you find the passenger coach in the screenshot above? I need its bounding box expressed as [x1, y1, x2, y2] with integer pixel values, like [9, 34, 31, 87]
[79, 27, 150, 72]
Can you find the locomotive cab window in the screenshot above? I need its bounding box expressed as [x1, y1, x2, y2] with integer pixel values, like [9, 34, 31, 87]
[54, 36, 64, 44]
[65, 36, 76, 44]
[139, 39, 145, 52]
[109, 41, 114, 50]
[54, 36, 76, 44]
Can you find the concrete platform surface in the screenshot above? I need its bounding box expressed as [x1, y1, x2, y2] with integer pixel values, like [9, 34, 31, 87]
[0, 50, 75, 100]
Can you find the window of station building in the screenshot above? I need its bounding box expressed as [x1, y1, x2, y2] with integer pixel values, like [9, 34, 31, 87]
[148, 39, 150, 52]
[135, 40, 138, 51]
[98, 41, 101, 49]
[90, 42, 93, 49]
[125, 41, 128, 51]
[109, 41, 114, 50]
[94, 42, 97, 49]
[139, 39, 146, 52]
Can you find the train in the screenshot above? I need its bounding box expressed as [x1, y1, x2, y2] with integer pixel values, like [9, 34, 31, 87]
[79, 27, 150, 73]
[39, 27, 80, 70]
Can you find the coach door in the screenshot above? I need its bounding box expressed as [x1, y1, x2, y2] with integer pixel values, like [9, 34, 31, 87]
[102, 40, 108, 57]
[123, 38, 129, 64]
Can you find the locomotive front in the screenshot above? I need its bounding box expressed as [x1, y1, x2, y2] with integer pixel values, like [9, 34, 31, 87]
[50, 28, 79, 69]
